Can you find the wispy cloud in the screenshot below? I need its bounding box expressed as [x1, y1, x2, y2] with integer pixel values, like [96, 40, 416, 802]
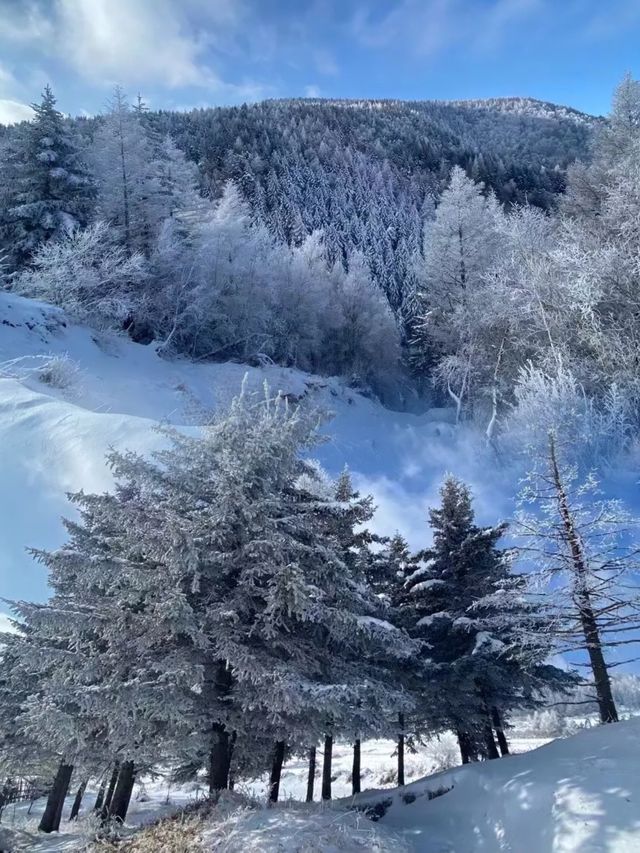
[351, 0, 543, 57]
[581, 0, 640, 40]
[313, 48, 339, 76]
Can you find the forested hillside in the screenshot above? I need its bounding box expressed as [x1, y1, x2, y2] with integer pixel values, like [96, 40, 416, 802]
[0, 87, 603, 407]
[151, 96, 595, 309]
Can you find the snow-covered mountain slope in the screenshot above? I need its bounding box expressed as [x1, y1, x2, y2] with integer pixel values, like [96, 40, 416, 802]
[365, 717, 640, 852]
[0, 293, 513, 608]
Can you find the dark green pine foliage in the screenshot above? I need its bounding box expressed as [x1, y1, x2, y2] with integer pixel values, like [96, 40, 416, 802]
[0, 86, 94, 267]
[404, 476, 567, 761]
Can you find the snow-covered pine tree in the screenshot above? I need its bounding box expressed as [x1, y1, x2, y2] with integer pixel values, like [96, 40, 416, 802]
[10, 386, 414, 801]
[0, 86, 93, 268]
[403, 476, 566, 762]
[411, 167, 503, 418]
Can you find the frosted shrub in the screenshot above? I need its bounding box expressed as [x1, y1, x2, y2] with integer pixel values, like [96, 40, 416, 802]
[421, 732, 460, 774]
[36, 353, 81, 391]
[527, 709, 565, 738]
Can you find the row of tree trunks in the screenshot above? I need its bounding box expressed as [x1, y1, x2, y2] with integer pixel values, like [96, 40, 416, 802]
[456, 708, 510, 764]
[39, 713, 510, 829]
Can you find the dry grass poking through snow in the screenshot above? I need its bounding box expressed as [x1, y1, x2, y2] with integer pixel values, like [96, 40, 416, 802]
[90, 792, 408, 853]
[106, 814, 205, 852]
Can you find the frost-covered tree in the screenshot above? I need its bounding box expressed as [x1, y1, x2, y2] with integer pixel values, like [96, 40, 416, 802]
[0, 86, 93, 267]
[10, 386, 414, 799]
[90, 88, 197, 254]
[403, 477, 564, 762]
[14, 222, 147, 329]
[412, 167, 504, 417]
[517, 433, 640, 724]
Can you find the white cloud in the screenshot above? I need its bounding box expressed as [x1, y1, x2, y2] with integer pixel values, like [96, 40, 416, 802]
[582, 0, 640, 40]
[0, 99, 33, 124]
[0, 0, 257, 96]
[0, 61, 33, 124]
[0, 612, 18, 634]
[313, 48, 339, 76]
[304, 84, 322, 98]
[54, 0, 215, 88]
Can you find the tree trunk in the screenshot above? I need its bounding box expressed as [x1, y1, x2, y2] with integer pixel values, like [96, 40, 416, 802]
[352, 739, 361, 795]
[549, 434, 619, 724]
[483, 723, 500, 760]
[109, 760, 135, 824]
[99, 761, 120, 820]
[209, 724, 231, 794]
[268, 740, 286, 803]
[321, 734, 333, 801]
[68, 780, 86, 821]
[457, 730, 474, 764]
[305, 746, 316, 803]
[93, 779, 106, 814]
[206, 661, 234, 794]
[397, 713, 405, 786]
[0, 778, 10, 816]
[491, 707, 510, 756]
[39, 762, 73, 833]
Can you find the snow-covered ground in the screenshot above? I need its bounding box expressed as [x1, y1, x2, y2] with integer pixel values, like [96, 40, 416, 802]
[375, 717, 640, 852]
[2, 719, 638, 851]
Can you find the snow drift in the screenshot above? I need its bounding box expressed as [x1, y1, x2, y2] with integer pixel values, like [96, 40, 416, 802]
[370, 717, 640, 852]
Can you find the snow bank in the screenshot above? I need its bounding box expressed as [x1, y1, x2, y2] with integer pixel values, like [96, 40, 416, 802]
[373, 717, 640, 852]
[202, 801, 409, 853]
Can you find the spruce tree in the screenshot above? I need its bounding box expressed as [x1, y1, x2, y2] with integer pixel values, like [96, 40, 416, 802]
[9, 387, 414, 798]
[0, 86, 93, 268]
[404, 476, 566, 762]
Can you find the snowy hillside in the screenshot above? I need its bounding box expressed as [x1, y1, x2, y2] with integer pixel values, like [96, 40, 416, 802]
[362, 717, 640, 852]
[0, 291, 510, 609]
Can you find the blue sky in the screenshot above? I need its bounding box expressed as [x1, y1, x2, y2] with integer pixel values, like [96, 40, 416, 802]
[0, 0, 638, 123]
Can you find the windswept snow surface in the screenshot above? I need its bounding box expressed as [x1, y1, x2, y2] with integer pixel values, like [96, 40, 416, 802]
[370, 717, 640, 852]
[0, 293, 513, 606]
